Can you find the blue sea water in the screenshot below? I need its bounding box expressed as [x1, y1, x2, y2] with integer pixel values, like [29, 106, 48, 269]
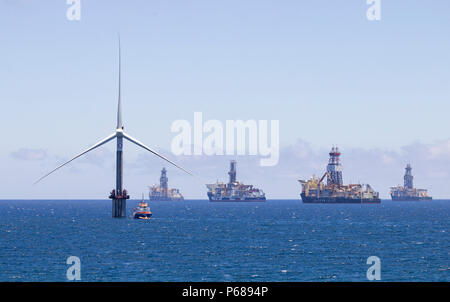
[0, 199, 448, 282]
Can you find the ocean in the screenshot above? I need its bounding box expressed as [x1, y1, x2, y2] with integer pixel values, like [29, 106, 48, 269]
[0, 199, 448, 282]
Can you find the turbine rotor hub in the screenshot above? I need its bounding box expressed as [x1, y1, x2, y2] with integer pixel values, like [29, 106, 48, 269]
[116, 128, 124, 137]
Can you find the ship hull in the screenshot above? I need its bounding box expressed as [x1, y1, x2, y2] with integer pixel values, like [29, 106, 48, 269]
[133, 213, 152, 219]
[391, 196, 432, 201]
[301, 193, 381, 204]
[208, 193, 266, 202]
[149, 197, 184, 201]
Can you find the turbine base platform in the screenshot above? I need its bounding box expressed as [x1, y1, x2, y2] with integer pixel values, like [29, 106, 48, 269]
[112, 198, 127, 218]
[109, 189, 130, 218]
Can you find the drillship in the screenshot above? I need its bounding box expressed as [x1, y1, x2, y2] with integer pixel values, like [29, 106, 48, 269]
[149, 168, 184, 201]
[206, 161, 266, 202]
[299, 147, 381, 204]
[390, 164, 432, 201]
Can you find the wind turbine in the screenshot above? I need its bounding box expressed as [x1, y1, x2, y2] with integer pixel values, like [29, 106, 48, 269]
[35, 39, 192, 217]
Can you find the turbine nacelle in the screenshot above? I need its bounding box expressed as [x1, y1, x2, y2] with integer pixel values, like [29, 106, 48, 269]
[115, 128, 124, 137]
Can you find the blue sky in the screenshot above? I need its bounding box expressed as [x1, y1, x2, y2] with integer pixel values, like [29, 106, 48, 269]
[1, 1, 449, 199]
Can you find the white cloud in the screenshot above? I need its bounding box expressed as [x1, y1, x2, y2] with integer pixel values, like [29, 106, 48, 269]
[5, 139, 450, 199]
[10, 148, 47, 161]
[428, 139, 450, 159]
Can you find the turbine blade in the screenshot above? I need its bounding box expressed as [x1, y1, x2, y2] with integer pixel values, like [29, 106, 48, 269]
[34, 133, 117, 184]
[122, 132, 192, 176]
[117, 35, 123, 129]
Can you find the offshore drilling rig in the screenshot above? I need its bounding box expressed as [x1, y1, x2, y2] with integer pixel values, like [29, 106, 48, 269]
[206, 160, 266, 202]
[299, 147, 381, 204]
[390, 164, 432, 201]
[149, 168, 184, 201]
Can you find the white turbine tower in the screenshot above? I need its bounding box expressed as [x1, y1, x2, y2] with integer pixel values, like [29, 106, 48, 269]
[35, 39, 191, 217]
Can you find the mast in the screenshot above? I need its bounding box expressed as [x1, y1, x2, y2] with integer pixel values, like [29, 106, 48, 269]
[112, 37, 128, 218]
[326, 146, 343, 187]
[404, 164, 414, 189]
[228, 160, 237, 184]
[160, 168, 168, 198]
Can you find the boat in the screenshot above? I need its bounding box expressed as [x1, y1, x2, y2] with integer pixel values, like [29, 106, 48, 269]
[132, 194, 152, 219]
[149, 168, 184, 201]
[206, 160, 266, 202]
[390, 164, 432, 201]
[299, 147, 381, 204]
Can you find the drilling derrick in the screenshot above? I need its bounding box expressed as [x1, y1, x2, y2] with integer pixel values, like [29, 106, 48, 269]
[160, 167, 169, 198]
[228, 160, 237, 184]
[327, 147, 343, 187]
[404, 164, 414, 189]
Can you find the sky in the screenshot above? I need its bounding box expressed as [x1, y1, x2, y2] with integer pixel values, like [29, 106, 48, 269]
[1, 0, 449, 199]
